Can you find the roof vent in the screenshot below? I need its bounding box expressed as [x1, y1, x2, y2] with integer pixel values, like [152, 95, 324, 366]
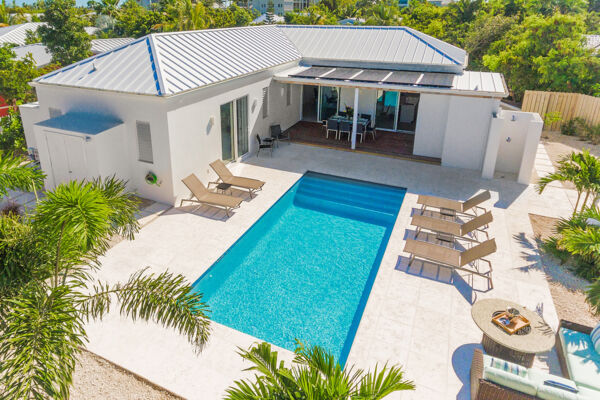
[89, 63, 97, 73]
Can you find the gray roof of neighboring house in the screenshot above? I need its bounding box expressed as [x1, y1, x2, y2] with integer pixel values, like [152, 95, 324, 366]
[90, 37, 136, 54]
[36, 112, 123, 134]
[34, 25, 474, 97]
[0, 22, 44, 46]
[13, 43, 52, 67]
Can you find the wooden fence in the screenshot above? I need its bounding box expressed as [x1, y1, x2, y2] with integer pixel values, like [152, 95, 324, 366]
[521, 90, 600, 131]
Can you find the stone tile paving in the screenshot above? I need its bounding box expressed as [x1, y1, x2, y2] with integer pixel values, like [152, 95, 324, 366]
[77, 143, 575, 399]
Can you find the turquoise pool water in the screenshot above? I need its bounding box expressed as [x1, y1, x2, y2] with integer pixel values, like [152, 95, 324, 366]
[192, 172, 405, 364]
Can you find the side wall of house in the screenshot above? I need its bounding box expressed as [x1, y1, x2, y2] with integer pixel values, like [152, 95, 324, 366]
[413, 93, 450, 159]
[23, 85, 174, 204]
[165, 69, 302, 204]
[441, 96, 500, 171]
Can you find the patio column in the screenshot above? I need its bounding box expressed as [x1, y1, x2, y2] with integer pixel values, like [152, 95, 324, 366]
[351, 87, 359, 150]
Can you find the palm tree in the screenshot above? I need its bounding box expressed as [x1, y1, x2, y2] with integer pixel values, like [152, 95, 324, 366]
[226, 341, 415, 399]
[364, 3, 400, 26]
[537, 149, 600, 215]
[0, 153, 211, 399]
[587, 278, 600, 315]
[0, 151, 44, 197]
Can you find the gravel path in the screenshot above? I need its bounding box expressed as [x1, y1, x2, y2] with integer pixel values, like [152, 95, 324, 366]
[71, 350, 184, 400]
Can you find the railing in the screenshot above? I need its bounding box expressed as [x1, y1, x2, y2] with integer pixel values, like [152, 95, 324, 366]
[521, 90, 600, 131]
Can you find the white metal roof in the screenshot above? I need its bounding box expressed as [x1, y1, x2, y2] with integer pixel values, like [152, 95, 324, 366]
[34, 25, 490, 97]
[13, 43, 52, 67]
[0, 22, 44, 46]
[278, 25, 467, 69]
[90, 37, 135, 54]
[37, 37, 162, 95]
[586, 34, 600, 51]
[36, 25, 301, 96]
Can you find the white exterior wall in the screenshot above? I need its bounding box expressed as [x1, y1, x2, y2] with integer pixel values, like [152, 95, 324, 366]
[33, 124, 128, 189]
[165, 72, 301, 204]
[441, 96, 500, 170]
[25, 85, 174, 203]
[19, 102, 46, 152]
[413, 93, 450, 158]
[482, 110, 543, 184]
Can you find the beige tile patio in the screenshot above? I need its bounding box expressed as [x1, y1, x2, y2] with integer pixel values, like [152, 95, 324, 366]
[83, 143, 571, 399]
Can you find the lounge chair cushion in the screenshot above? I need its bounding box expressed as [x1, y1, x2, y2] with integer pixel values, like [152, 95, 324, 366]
[528, 369, 579, 400]
[482, 355, 537, 396]
[591, 323, 600, 354]
[559, 327, 596, 356]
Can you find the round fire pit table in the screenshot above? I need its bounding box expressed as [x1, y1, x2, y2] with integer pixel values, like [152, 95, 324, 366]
[471, 298, 555, 367]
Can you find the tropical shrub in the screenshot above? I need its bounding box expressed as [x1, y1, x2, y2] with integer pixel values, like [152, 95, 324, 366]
[226, 341, 415, 400]
[0, 152, 211, 399]
[537, 149, 600, 215]
[0, 109, 26, 154]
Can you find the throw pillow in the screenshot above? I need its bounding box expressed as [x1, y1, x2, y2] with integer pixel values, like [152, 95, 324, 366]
[591, 322, 600, 354]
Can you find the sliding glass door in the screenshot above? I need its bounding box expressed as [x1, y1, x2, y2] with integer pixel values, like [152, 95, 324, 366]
[319, 86, 339, 121]
[375, 90, 398, 131]
[220, 95, 249, 161]
[236, 96, 248, 156]
[220, 102, 234, 161]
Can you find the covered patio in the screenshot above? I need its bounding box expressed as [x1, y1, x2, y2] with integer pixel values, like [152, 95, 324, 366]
[284, 121, 441, 163]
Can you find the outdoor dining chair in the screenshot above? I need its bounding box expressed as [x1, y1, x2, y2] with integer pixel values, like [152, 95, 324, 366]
[326, 119, 338, 139]
[270, 124, 289, 146]
[355, 122, 365, 143]
[256, 134, 273, 157]
[339, 120, 351, 141]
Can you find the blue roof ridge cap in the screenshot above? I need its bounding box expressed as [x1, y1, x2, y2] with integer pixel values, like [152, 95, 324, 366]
[402, 26, 464, 66]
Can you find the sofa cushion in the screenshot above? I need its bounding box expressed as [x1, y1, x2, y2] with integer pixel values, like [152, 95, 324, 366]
[576, 386, 600, 400]
[591, 323, 600, 355]
[528, 368, 579, 400]
[564, 351, 600, 391]
[560, 327, 596, 356]
[483, 365, 538, 396]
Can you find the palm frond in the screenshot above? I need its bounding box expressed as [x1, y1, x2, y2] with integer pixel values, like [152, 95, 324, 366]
[81, 268, 211, 350]
[0, 151, 44, 198]
[586, 278, 600, 315]
[0, 284, 85, 400]
[356, 364, 415, 399]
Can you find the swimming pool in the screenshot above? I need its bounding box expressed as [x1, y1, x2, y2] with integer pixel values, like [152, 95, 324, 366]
[192, 171, 406, 364]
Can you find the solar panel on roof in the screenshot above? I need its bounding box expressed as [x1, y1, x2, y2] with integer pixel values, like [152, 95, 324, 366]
[418, 73, 455, 87]
[352, 69, 391, 82]
[326, 68, 363, 80]
[385, 71, 422, 85]
[291, 66, 335, 78]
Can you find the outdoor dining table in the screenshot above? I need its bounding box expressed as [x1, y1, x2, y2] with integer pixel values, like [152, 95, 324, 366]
[329, 115, 369, 127]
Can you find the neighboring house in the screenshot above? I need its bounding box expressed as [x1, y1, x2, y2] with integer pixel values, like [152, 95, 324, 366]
[252, 13, 286, 23]
[338, 18, 365, 25]
[19, 25, 542, 205]
[13, 43, 52, 67]
[0, 22, 45, 46]
[250, 0, 314, 15]
[90, 37, 136, 54]
[585, 34, 600, 53]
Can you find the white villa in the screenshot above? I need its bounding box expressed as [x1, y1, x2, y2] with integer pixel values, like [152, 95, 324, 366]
[20, 25, 542, 205]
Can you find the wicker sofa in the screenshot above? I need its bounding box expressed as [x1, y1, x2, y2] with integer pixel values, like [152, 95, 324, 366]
[470, 348, 599, 399]
[555, 319, 600, 397]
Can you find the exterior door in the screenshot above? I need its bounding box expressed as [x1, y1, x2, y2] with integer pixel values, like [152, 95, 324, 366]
[375, 90, 398, 131]
[44, 131, 87, 186]
[220, 102, 234, 161]
[220, 96, 249, 161]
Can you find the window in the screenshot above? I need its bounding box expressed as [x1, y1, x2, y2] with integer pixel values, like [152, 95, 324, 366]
[286, 84, 291, 106]
[262, 87, 269, 119]
[136, 121, 153, 163]
[49, 108, 62, 118]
